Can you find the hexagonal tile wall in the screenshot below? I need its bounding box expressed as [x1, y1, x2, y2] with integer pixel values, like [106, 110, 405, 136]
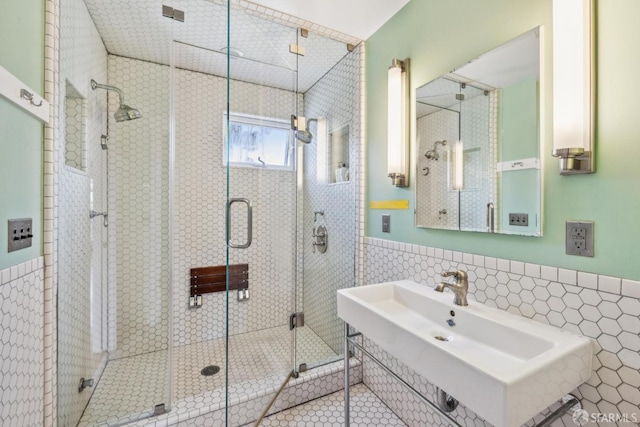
[362, 237, 640, 427]
[0, 259, 44, 427]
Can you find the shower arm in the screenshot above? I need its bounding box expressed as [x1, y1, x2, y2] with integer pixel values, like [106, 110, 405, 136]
[434, 140, 447, 150]
[91, 79, 126, 106]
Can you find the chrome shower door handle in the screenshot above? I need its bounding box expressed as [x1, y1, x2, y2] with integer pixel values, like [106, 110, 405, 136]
[227, 198, 253, 249]
[486, 202, 495, 233]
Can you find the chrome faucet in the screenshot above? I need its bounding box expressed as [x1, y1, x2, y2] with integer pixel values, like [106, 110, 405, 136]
[434, 270, 469, 306]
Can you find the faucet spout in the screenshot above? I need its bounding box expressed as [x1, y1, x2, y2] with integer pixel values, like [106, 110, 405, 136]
[434, 282, 447, 292]
[434, 270, 469, 306]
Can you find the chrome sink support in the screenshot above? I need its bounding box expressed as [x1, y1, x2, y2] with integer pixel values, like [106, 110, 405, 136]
[437, 387, 459, 412]
[342, 321, 583, 427]
[535, 394, 582, 427]
[344, 323, 351, 425]
[344, 321, 462, 427]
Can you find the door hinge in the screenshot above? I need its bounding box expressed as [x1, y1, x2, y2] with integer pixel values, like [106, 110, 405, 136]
[162, 5, 184, 22]
[289, 44, 306, 56]
[290, 312, 304, 330]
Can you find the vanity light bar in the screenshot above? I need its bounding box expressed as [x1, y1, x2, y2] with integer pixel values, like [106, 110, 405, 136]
[388, 58, 410, 187]
[551, 0, 595, 174]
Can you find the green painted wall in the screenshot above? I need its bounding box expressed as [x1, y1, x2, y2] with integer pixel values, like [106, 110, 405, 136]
[500, 78, 538, 161]
[366, 0, 640, 280]
[0, 1, 45, 270]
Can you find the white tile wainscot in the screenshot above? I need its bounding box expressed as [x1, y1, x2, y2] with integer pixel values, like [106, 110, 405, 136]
[362, 237, 640, 427]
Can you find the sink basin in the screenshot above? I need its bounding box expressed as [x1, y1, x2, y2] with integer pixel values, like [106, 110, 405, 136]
[337, 280, 593, 427]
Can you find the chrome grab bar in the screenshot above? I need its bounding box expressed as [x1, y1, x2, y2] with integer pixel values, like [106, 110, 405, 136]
[226, 198, 253, 249]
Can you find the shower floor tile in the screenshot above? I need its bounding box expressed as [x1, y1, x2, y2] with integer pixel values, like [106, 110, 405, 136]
[258, 384, 407, 426]
[78, 325, 337, 426]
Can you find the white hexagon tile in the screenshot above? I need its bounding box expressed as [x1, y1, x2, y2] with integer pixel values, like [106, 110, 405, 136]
[0, 259, 44, 427]
[258, 384, 406, 427]
[362, 238, 640, 427]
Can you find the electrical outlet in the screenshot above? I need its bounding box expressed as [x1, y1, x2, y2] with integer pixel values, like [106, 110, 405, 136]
[566, 221, 594, 257]
[508, 213, 529, 226]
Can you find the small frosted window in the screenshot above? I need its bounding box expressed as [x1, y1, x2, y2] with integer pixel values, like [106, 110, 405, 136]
[224, 113, 293, 170]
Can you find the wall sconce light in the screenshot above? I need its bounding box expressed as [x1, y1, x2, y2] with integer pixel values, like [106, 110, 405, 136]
[551, 0, 594, 174]
[387, 58, 410, 187]
[452, 141, 464, 190]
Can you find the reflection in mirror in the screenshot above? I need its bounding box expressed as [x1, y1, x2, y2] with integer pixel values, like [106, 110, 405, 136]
[415, 27, 542, 236]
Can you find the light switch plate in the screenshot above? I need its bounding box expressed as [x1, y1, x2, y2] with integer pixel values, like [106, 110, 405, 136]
[8, 218, 33, 252]
[382, 215, 390, 233]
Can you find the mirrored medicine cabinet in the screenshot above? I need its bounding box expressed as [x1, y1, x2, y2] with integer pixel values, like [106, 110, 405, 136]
[415, 27, 542, 236]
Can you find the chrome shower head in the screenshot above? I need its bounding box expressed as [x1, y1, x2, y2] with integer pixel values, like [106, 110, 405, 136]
[91, 79, 142, 122]
[425, 140, 447, 161]
[114, 105, 142, 122]
[425, 150, 439, 161]
[295, 118, 318, 144]
[295, 130, 313, 144]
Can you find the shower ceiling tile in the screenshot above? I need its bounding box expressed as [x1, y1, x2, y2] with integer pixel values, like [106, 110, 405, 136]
[83, 0, 356, 92]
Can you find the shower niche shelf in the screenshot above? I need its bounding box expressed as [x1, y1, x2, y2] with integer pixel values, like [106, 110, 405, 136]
[329, 124, 350, 184]
[64, 80, 87, 172]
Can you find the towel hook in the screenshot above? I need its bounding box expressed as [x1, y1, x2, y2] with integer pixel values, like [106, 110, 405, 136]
[20, 89, 43, 107]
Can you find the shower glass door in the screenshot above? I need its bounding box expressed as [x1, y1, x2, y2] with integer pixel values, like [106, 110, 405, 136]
[57, 1, 173, 425]
[170, 1, 298, 424]
[225, 4, 299, 424]
[292, 31, 360, 374]
[170, 1, 361, 423]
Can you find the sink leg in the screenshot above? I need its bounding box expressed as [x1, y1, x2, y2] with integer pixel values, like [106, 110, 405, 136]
[344, 322, 350, 426]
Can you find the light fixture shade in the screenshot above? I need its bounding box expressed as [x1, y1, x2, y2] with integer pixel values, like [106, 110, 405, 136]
[552, 0, 594, 174]
[453, 141, 464, 190]
[387, 58, 409, 186]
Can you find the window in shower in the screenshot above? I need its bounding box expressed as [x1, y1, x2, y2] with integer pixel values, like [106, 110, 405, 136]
[224, 112, 294, 170]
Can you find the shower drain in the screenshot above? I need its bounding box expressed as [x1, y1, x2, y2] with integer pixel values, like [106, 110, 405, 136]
[201, 365, 221, 376]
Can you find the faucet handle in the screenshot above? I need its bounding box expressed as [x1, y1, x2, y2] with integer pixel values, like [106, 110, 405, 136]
[441, 271, 459, 278]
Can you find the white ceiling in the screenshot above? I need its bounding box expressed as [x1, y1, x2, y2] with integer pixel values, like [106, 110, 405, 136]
[249, 0, 410, 40]
[83, 0, 408, 92]
[416, 28, 540, 119]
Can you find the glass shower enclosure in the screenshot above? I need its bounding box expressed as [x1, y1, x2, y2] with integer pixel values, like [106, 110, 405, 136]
[57, 0, 359, 425]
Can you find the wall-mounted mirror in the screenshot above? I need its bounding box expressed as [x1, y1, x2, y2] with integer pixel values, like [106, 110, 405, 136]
[415, 27, 542, 236]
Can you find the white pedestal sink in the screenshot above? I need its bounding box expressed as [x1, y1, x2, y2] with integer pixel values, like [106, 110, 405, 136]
[337, 280, 593, 427]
